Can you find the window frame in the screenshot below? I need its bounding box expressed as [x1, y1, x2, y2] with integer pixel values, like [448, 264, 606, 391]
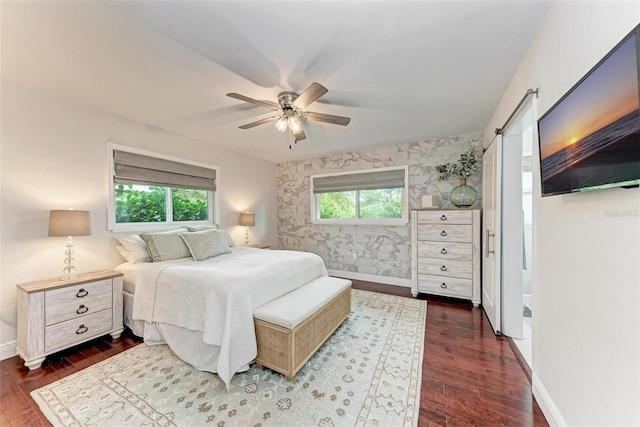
[107, 143, 219, 232]
[310, 165, 409, 226]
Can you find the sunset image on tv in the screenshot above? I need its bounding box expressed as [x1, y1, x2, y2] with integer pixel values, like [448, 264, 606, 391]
[538, 32, 640, 195]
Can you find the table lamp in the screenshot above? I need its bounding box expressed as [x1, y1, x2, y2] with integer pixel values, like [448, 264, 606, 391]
[239, 211, 255, 246]
[48, 209, 91, 280]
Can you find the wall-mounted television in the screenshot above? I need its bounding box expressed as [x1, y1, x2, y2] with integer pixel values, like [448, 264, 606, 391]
[537, 25, 640, 197]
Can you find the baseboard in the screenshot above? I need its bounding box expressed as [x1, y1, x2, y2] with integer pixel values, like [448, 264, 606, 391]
[532, 372, 567, 427]
[327, 269, 412, 288]
[0, 340, 17, 361]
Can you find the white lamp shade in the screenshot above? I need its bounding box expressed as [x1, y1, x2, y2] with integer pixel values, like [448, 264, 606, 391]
[239, 212, 255, 226]
[48, 210, 92, 236]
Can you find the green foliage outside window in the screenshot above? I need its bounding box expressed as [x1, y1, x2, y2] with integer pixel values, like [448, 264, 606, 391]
[115, 184, 166, 223]
[172, 188, 208, 221]
[115, 184, 208, 223]
[359, 188, 402, 219]
[319, 191, 356, 219]
[319, 188, 402, 220]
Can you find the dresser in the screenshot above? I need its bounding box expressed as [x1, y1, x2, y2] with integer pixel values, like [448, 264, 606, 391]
[16, 270, 124, 370]
[411, 209, 481, 306]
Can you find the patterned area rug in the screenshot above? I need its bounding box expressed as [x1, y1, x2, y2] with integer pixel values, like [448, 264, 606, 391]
[31, 289, 426, 427]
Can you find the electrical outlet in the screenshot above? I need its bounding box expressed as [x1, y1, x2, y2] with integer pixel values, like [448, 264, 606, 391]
[352, 251, 357, 261]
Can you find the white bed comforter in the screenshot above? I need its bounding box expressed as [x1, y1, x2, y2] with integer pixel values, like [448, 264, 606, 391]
[130, 247, 327, 387]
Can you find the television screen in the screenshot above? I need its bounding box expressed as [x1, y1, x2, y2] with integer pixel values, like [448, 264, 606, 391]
[538, 25, 640, 196]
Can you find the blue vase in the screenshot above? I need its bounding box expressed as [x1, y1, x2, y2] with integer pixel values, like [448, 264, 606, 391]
[450, 180, 477, 208]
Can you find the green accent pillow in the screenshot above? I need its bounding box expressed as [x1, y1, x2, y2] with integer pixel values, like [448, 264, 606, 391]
[187, 225, 234, 246]
[180, 229, 231, 261]
[140, 228, 191, 262]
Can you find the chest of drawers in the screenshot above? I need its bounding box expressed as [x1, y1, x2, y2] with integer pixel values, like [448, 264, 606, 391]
[411, 209, 481, 306]
[16, 270, 124, 370]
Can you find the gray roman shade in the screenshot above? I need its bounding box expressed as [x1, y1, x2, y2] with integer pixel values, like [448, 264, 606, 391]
[313, 169, 405, 194]
[114, 150, 216, 191]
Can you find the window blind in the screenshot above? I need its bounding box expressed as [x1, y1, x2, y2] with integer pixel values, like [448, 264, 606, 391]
[113, 150, 216, 191]
[313, 169, 405, 194]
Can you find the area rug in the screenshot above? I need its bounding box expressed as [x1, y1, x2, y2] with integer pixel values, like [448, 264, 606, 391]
[31, 289, 426, 427]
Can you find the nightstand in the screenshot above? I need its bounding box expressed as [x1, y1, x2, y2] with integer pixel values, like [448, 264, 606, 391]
[247, 244, 271, 249]
[16, 270, 124, 370]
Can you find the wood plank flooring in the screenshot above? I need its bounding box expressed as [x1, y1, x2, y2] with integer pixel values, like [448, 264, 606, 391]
[0, 280, 548, 426]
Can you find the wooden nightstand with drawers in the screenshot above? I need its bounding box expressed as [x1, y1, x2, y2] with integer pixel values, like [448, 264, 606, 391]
[411, 209, 481, 306]
[16, 270, 124, 370]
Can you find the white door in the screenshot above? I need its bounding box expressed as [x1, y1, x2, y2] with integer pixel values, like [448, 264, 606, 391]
[500, 130, 526, 339]
[482, 135, 502, 334]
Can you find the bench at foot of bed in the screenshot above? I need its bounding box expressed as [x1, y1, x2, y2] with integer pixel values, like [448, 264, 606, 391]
[253, 277, 352, 380]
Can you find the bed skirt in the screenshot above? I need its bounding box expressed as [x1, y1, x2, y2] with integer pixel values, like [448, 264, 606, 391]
[123, 290, 248, 374]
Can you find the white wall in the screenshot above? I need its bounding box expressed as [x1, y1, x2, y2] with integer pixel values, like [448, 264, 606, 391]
[484, 2, 640, 426]
[0, 81, 277, 352]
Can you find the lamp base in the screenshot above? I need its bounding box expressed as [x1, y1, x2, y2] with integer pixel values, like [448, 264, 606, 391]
[60, 237, 78, 281]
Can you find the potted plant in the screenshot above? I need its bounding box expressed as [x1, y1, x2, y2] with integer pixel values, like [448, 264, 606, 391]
[435, 147, 479, 208]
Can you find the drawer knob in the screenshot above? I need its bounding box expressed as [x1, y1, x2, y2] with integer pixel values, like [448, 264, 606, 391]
[440, 215, 447, 221]
[440, 230, 447, 237]
[76, 304, 89, 315]
[440, 283, 448, 289]
[76, 288, 89, 298]
[75, 324, 88, 335]
[440, 265, 448, 271]
[440, 248, 448, 254]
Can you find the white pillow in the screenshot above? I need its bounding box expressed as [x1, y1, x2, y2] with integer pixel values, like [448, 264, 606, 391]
[113, 234, 151, 263]
[180, 229, 231, 261]
[187, 224, 219, 232]
[115, 245, 132, 262]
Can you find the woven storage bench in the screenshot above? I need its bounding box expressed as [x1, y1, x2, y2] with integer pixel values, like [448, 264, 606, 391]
[253, 277, 351, 380]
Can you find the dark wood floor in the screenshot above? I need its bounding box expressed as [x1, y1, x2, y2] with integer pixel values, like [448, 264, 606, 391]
[0, 281, 548, 427]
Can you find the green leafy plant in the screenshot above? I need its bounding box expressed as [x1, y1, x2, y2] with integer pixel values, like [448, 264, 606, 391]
[435, 147, 479, 181]
[115, 184, 166, 223]
[115, 184, 208, 223]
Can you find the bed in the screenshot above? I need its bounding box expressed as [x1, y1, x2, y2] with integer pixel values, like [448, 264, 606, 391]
[115, 245, 328, 388]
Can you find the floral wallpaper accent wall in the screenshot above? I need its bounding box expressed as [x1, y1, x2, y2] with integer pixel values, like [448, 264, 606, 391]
[277, 132, 483, 281]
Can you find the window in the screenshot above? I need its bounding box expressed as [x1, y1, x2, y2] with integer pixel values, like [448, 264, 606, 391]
[108, 145, 218, 231]
[311, 166, 408, 225]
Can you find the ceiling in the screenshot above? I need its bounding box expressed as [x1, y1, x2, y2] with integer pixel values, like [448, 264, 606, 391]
[1, 1, 550, 163]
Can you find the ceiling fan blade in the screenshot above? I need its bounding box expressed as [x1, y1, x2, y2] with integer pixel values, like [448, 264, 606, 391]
[293, 127, 307, 141]
[238, 116, 279, 129]
[292, 82, 328, 109]
[227, 93, 280, 111]
[305, 111, 351, 126]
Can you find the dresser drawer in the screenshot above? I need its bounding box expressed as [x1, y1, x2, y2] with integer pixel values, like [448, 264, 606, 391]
[417, 275, 472, 298]
[44, 309, 112, 353]
[417, 210, 472, 225]
[417, 224, 472, 243]
[417, 258, 472, 279]
[45, 279, 112, 326]
[46, 294, 112, 325]
[417, 241, 472, 260]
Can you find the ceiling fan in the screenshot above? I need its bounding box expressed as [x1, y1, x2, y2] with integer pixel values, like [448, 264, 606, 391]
[227, 82, 351, 147]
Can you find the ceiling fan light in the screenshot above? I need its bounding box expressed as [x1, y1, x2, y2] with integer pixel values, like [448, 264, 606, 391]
[288, 115, 302, 134]
[274, 116, 288, 132]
